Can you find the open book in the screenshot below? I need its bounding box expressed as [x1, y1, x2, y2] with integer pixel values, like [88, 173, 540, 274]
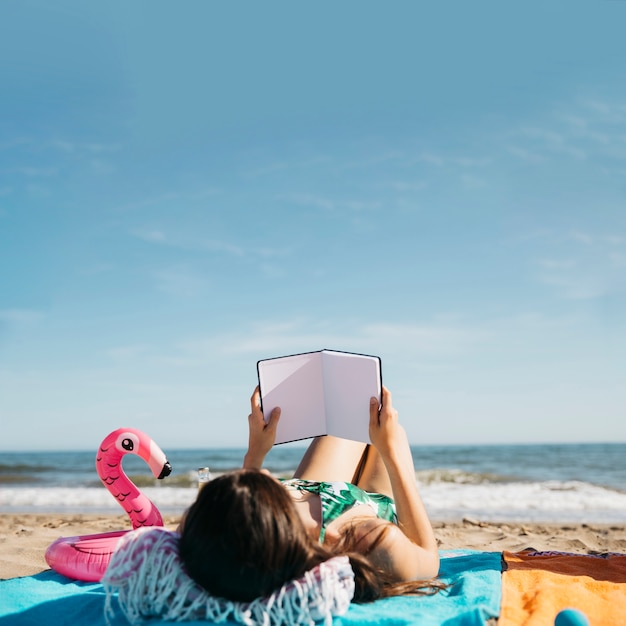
[257, 349, 382, 445]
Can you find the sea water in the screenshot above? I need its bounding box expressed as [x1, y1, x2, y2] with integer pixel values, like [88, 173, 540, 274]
[1, 443, 625, 523]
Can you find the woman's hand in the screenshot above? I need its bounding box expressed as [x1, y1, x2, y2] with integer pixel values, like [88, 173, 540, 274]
[368, 386, 409, 462]
[243, 387, 281, 470]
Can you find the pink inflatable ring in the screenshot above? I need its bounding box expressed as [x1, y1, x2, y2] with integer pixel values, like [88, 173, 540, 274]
[45, 427, 172, 582]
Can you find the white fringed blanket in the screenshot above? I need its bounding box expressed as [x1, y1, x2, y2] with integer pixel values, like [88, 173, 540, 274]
[102, 527, 355, 625]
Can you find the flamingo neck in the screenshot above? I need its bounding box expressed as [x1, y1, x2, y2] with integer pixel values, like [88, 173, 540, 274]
[97, 448, 164, 529]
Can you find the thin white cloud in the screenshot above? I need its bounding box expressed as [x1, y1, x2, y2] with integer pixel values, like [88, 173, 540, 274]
[145, 319, 365, 369]
[279, 193, 380, 213]
[506, 146, 545, 163]
[536, 258, 577, 271]
[532, 230, 626, 300]
[220, 320, 345, 357]
[460, 173, 487, 189]
[89, 158, 116, 176]
[335, 151, 406, 172]
[516, 126, 587, 160]
[167, 318, 488, 365]
[77, 263, 116, 276]
[131, 226, 290, 266]
[255, 245, 291, 259]
[359, 322, 487, 355]
[0, 137, 33, 151]
[134, 229, 167, 243]
[415, 153, 491, 169]
[243, 155, 332, 178]
[580, 98, 626, 124]
[114, 187, 220, 213]
[568, 231, 594, 245]
[154, 266, 210, 297]
[131, 227, 249, 257]
[384, 180, 428, 192]
[452, 156, 492, 168]
[7, 166, 58, 177]
[507, 91, 626, 169]
[140, 314, 579, 384]
[105, 344, 150, 360]
[0, 136, 122, 155]
[257, 262, 287, 279]
[606, 235, 626, 245]
[538, 273, 607, 300]
[48, 140, 122, 154]
[200, 239, 245, 257]
[609, 251, 626, 267]
[26, 182, 52, 198]
[0, 309, 44, 324]
[519, 126, 565, 145]
[280, 193, 335, 211]
[418, 152, 445, 167]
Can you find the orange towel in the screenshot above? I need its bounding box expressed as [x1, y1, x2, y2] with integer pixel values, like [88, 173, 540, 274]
[499, 550, 626, 626]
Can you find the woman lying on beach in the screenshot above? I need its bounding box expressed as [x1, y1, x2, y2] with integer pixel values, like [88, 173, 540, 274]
[178, 385, 441, 603]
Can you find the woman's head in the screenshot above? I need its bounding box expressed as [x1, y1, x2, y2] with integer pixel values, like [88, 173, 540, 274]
[178, 469, 321, 602]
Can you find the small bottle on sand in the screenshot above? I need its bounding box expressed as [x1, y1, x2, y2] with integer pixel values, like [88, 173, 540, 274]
[197, 466, 211, 491]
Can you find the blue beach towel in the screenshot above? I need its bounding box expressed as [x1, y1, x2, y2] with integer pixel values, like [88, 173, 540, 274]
[0, 551, 502, 626]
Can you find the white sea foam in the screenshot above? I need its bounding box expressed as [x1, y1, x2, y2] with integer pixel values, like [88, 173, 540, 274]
[419, 480, 626, 523]
[2, 479, 626, 523]
[0, 487, 197, 515]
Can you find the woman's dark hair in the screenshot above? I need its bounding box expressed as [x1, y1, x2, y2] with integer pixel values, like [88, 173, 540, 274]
[179, 469, 442, 603]
[179, 470, 325, 602]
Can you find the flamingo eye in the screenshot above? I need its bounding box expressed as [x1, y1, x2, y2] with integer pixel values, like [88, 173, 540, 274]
[115, 432, 140, 453]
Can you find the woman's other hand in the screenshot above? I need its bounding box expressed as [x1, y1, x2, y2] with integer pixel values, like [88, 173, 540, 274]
[368, 386, 410, 462]
[243, 387, 281, 470]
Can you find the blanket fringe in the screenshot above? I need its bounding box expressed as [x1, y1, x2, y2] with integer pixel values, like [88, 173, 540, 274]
[102, 527, 354, 625]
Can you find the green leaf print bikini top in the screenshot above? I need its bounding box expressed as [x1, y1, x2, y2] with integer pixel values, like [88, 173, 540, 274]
[281, 479, 397, 542]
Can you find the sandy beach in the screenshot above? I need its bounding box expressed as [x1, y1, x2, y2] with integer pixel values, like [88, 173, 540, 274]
[2, 513, 625, 580]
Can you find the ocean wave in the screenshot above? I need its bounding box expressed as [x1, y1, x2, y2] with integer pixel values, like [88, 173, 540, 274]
[0, 486, 197, 514]
[415, 468, 512, 485]
[2, 478, 626, 524]
[420, 479, 626, 523]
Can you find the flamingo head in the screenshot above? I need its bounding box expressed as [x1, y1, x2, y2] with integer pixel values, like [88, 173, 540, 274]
[105, 428, 172, 479]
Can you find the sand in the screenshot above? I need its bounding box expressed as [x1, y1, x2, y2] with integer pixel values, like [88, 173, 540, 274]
[2, 513, 626, 580]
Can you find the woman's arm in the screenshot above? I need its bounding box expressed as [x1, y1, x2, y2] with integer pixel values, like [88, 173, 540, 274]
[242, 387, 281, 470]
[367, 387, 440, 580]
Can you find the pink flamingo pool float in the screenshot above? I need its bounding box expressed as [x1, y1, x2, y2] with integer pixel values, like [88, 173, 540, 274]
[45, 427, 172, 581]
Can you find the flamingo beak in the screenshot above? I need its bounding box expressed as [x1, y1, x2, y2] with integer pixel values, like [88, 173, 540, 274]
[144, 439, 172, 479]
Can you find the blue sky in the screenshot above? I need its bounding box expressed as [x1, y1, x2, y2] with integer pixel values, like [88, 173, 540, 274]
[1, 1, 625, 451]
